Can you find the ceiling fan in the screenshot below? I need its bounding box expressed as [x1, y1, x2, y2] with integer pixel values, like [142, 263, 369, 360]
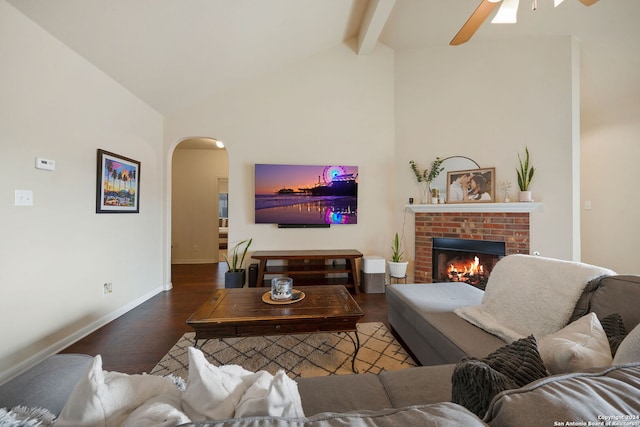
[450, 0, 600, 46]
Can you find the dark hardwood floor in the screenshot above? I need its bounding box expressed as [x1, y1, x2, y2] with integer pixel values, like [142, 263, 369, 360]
[60, 263, 391, 374]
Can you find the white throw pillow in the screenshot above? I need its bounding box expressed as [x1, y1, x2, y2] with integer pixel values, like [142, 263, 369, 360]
[55, 355, 185, 427]
[612, 323, 640, 365]
[537, 312, 612, 375]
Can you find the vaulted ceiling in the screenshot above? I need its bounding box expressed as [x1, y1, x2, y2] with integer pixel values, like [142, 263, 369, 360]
[8, 0, 639, 116]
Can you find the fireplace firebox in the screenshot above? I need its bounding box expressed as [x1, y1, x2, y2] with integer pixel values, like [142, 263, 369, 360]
[432, 238, 506, 290]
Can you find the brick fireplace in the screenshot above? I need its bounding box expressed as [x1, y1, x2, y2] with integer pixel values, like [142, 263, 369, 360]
[409, 204, 540, 283]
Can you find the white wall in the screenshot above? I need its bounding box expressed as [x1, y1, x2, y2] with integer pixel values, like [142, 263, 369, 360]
[582, 122, 640, 273]
[172, 147, 228, 263]
[579, 40, 640, 274]
[0, 1, 164, 381]
[165, 41, 396, 261]
[394, 37, 579, 264]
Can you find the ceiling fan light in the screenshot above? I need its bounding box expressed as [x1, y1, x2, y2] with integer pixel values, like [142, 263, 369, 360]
[491, 0, 519, 23]
[215, 140, 225, 148]
[554, 0, 565, 6]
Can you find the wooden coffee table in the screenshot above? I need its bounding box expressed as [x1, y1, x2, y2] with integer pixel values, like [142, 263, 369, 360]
[186, 285, 365, 372]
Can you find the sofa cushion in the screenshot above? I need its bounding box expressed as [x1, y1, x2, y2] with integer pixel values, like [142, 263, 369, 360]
[0, 354, 93, 416]
[295, 374, 392, 416]
[568, 275, 606, 322]
[537, 312, 612, 375]
[175, 403, 487, 427]
[451, 335, 547, 418]
[378, 364, 456, 408]
[386, 283, 504, 365]
[483, 363, 640, 427]
[421, 312, 507, 359]
[589, 275, 640, 332]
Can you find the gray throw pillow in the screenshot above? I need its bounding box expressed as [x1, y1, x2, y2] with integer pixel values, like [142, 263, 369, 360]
[600, 312, 627, 357]
[451, 335, 547, 418]
[567, 275, 607, 323]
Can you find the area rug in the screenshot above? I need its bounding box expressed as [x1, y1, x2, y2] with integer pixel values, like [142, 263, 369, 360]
[151, 322, 416, 379]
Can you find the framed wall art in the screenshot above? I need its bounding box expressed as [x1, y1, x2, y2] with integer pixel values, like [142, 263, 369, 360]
[446, 167, 495, 204]
[96, 149, 140, 213]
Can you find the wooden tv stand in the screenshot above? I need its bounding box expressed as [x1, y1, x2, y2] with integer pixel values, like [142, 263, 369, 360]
[252, 249, 363, 294]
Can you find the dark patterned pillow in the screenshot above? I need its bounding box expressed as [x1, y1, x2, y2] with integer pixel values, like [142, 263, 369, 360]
[451, 335, 547, 418]
[600, 313, 627, 357]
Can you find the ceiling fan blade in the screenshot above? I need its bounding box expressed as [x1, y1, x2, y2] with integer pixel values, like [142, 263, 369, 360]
[450, 0, 501, 46]
[577, 0, 599, 5]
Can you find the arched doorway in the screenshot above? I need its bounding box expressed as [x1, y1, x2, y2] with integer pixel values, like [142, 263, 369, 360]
[170, 137, 229, 266]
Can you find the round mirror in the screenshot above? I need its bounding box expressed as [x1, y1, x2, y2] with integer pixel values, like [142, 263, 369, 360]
[431, 156, 479, 202]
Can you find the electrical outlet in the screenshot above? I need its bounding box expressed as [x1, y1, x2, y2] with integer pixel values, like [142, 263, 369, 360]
[103, 282, 112, 295]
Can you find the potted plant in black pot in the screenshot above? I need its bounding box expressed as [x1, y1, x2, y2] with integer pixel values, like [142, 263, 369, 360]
[224, 238, 253, 288]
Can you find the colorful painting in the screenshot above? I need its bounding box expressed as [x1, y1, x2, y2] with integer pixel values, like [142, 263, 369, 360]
[96, 149, 140, 213]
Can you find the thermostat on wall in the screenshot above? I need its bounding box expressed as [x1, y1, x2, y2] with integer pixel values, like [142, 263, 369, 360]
[35, 157, 55, 171]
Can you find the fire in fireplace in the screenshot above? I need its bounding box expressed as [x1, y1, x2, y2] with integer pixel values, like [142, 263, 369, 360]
[432, 238, 506, 290]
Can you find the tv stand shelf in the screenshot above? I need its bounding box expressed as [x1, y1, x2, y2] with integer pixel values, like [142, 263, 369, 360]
[252, 249, 363, 294]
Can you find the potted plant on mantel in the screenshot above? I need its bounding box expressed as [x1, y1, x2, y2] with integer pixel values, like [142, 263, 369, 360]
[388, 232, 408, 279]
[516, 147, 535, 202]
[410, 158, 444, 204]
[224, 238, 253, 288]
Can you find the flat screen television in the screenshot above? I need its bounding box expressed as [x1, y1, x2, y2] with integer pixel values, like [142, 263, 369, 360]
[255, 164, 358, 226]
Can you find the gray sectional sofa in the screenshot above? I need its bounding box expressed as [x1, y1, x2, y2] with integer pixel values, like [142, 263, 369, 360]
[1, 256, 640, 426]
[387, 274, 640, 366]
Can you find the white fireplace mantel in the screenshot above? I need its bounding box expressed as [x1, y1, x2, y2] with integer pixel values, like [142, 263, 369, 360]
[406, 202, 542, 214]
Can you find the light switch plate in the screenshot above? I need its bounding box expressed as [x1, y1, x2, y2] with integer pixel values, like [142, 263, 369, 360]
[15, 190, 33, 206]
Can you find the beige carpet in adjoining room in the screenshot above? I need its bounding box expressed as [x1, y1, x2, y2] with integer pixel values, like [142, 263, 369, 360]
[151, 322, 417, 379]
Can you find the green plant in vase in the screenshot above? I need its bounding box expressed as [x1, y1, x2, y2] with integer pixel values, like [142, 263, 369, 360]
[388, 232, 408, 278]
[224, 238, 253, 288]
[516, 147, 535, 202]
[391, 232, 403, 262]
[410, 158, 444, 203]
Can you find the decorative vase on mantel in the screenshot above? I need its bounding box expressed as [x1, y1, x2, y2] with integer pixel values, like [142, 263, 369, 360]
[421, 182, 432, 204]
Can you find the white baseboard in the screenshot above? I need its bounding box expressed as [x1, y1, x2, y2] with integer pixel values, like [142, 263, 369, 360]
[0, 285, 165, 385]
[171, 259, 218, 264]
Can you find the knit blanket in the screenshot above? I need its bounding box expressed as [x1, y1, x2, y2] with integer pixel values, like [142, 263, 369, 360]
[455, 255, 615, 342]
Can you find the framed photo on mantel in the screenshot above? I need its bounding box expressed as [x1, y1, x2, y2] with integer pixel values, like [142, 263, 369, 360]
[446, 167, 495, 204]
[96, 149, 141, 213]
